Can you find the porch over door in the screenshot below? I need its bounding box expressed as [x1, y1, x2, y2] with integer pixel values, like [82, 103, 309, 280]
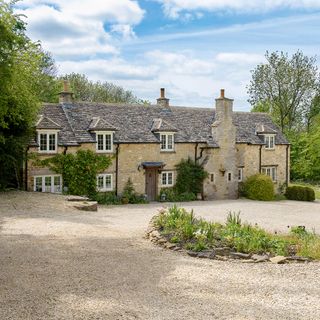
[145, 168, 157, 201]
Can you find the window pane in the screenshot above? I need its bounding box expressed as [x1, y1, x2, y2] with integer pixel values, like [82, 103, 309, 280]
[167, 135, 173, 150]
[238, 169, 242, 181]
[105, 134, 112, 151]
[272, 168, 276, 181]
[162, 173, 167, 185]
[228, 172, 232, 181]
[45, 176, 51, 192]
[49, 134, 56, 151]
[210, 173, 214, 183]
[105, 175, 112, 189]
[97, 176, 104, 189]
[40, 134, 47, 151]
[54, 176, 61, 193]
[160, 135, 166, 150]
[97, 134, 104, 150]
[35, 177, 42, 192]
[270, 136, 274, 148]
[167, 172, 173, 185]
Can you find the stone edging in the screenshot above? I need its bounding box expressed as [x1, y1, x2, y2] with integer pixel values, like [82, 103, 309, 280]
[145, 214, 313, 264]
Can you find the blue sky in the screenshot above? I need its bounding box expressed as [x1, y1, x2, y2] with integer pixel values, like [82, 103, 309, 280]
[16, 0, 320, 110]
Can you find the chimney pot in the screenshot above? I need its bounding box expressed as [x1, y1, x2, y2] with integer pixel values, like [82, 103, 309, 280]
[220, 89, 225, 98]
[160, 88, 165, 98]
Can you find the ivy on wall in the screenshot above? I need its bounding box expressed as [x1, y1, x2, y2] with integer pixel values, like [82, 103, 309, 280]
[35, 150, 112, 197]
[175, 158, 208, 195]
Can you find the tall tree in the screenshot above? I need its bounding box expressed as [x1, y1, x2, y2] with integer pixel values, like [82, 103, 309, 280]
[60, 73, 142, 104]
[248, 51, 320, 133]
[0, 0, 56, 188]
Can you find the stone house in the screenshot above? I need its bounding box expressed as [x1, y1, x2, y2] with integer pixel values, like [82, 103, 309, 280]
[25, 84, 290, 200]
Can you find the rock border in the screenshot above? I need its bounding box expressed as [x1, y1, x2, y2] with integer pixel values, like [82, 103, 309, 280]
[145, 214, 313, 264]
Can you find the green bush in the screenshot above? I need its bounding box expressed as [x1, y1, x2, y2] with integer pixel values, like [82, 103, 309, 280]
[94, 191, 121, 205]
[159, 187, 196, 202]
[121, 178, 148, 204]
[175, 158, 208, 195]
[285, 186, 315, 201]
[243, 174, 274, 201]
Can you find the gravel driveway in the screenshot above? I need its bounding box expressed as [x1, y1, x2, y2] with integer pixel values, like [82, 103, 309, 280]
[0, 191, 320, 320]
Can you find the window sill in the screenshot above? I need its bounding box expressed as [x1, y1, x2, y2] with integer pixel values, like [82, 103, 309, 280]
[98, 189, 113, 192]
[160, 150, 175, 153]
[96, 151, 114, 154]
[161, 185, 174, 188]
[38, 151, 57, 154]
[264, 148, 275, 151]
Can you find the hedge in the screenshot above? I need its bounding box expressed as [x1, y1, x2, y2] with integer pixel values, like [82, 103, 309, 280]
[285, 186, 315, 201]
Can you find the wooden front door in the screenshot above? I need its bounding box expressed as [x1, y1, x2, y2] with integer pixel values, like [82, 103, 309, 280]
[145, 168, 158, 201]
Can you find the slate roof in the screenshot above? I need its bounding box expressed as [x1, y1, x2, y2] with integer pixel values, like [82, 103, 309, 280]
[88, 117, 118, 131]
[32, 102, 289, 147]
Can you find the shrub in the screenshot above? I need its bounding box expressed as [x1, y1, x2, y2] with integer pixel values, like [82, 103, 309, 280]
[159, 187, 196, 202]
[121, 178, 148, 204]
[243, 174, 274, 201]
[175, 158, 208, 195]
[285, 186, 315, 201]
[95, 191, 121, 205]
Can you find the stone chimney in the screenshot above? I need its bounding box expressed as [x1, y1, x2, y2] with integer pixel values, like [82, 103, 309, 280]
[157, 88, 169, 108]
[59, 80, 73, 104]
[215, 89, 233, 122]
[211, 89, 238, 199]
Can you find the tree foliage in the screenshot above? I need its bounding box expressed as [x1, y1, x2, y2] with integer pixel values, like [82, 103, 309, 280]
[248, 51, 320, 182]
[59, 73, 144, 104]
[0, 1, 57, 188]
[248, 51, 320, 133]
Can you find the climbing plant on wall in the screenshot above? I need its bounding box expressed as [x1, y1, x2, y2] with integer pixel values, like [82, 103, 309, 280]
[175, 158, 208, 195]
[36, 150, 112, 197]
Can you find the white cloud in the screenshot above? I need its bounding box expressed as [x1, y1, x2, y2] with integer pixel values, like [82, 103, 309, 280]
[158, 0, 320, 18]
[111, 24, 136, 40]
[16, 0, 144, 58]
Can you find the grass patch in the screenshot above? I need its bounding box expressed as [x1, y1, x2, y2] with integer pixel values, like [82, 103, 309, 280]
[290, 182, 320, 200]
[155, 205, 320, 259]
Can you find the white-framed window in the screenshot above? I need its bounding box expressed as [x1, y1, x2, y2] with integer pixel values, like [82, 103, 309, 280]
[34, 175, 62, 193]
[96, 132, 113, 153]
[210, 173, 215, 183]
[38, 131, 58, 153]
[97, 173, 113, 191]
[160, 133, 174, 151]
[261, 166, 277, 182]
[264, 134, 275, 149]
[161, 171, 174, 186]
[227, 172, 232, 182]
[238, 168, 243, 182]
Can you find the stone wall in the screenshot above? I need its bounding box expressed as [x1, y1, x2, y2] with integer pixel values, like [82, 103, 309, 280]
[26, 138, 289, 197]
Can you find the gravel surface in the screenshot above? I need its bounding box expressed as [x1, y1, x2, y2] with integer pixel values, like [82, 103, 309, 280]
[0, 191, 320, 320]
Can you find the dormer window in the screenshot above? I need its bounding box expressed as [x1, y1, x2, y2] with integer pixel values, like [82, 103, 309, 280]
[264, 134, 275, 149]
[38, 131, 58, 153]
[96, 132, 113, 153]
[160, 133, 174, 151]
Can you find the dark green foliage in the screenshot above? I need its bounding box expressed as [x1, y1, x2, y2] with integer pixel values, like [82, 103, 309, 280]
[159, 187, 196, 202]
[243, 174, 275, 201]
[285, 186, 315, 201]
[36, 150, 112, 198]
[175, 158, 208, 195]
[0, 1, 58, 189]
[94, 192, 121, 205]
[121, 178, 148, 204]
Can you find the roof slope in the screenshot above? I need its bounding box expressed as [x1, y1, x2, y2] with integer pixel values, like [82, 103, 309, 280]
[33, 102, 289, 146]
